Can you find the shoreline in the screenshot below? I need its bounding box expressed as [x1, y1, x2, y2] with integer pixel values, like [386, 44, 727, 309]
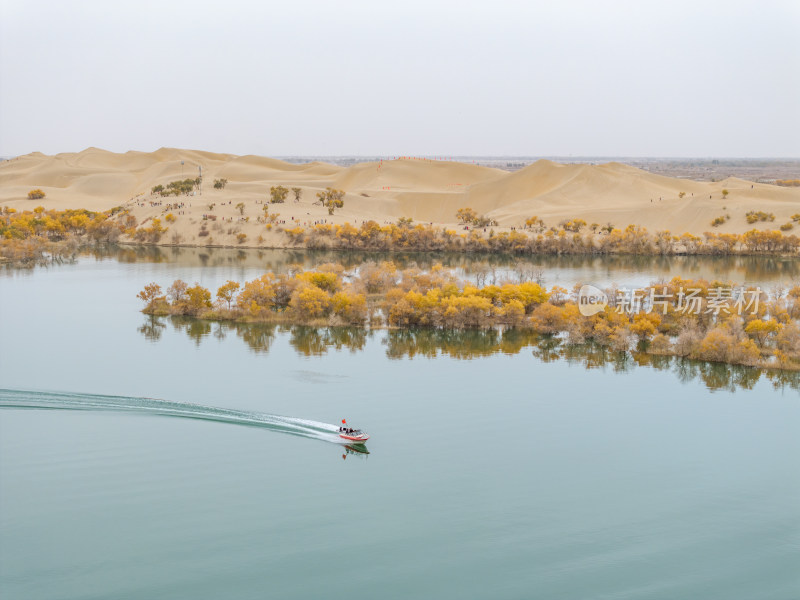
[4, 148, 800, 243]
[115, 239, 800, 258]
[136, 266, 800, 373]
[5, 234, 800, 271]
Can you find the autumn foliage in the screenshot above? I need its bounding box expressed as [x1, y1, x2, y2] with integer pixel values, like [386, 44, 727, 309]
[269, 186, 289, 204]
[316, 188, 345, 214]
[137, 262, 800, 371]
[132, 217, 167, 243]
[139, 266, 368, 326]
[1, 206, 127, 265]
[278, 219, 800, 257]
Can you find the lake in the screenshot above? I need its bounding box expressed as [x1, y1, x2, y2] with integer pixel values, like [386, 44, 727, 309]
[1, 248, 798, 600]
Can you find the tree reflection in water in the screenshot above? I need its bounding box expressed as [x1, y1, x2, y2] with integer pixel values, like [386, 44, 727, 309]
[138, 315, 166, 342]
[86, 245, 800, 285]
[169, 315, 212, 346]
[290, 327, 368, 356]
[141, 317, 800, 393]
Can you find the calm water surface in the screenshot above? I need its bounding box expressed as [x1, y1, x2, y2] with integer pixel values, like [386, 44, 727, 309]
[88, 245, 800, 289]
[1, 251, 798, 600]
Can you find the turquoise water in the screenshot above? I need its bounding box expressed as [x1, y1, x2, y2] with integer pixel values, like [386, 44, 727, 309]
[1, 252, 799, 599]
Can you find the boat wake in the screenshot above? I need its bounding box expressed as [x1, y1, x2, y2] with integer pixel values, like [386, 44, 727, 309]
[0, 389, 350, 445]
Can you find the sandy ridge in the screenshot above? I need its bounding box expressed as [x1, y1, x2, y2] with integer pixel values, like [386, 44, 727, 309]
[2, 148, 798, 245]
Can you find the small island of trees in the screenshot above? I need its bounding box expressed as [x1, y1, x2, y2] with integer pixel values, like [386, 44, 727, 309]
[137, 262, 800, 371]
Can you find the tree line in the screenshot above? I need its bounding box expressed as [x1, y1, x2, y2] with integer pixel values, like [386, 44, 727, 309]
[279, 219, 800, 256]
[1, 206, 131, 265]
[137, 261, 800, 371]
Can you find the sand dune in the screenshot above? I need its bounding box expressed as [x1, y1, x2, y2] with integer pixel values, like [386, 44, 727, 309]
[1, 148, 798, 247]
[333, 159, 503, 192]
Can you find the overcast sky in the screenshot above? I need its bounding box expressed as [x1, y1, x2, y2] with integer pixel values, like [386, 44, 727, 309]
[1, 0, 798, 157]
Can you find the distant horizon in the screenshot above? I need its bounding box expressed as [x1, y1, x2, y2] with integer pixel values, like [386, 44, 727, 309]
[3, 148, 800, 161]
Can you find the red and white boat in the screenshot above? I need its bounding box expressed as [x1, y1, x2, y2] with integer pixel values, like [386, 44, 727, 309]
[338, 420, 368, 444]
[339, 429, 369, 444]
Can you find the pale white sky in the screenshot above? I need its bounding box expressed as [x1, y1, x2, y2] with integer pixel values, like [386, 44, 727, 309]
[1, 0, 798, 157]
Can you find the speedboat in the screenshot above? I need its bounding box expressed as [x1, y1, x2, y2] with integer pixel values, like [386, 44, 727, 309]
[339, 429, 369, 444]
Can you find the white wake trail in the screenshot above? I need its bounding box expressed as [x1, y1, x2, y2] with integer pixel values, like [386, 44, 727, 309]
[0, 389, 353, 446]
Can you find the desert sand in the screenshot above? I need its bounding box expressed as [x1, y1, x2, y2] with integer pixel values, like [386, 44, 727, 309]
[1, 147, 798, 247]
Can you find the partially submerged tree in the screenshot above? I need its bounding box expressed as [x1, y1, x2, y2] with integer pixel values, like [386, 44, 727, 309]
[167, 279, 189, 304]
[137, 283, 162, 307]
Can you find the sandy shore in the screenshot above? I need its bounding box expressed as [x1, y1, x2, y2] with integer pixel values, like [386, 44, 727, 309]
[2, 147, 799, 248]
